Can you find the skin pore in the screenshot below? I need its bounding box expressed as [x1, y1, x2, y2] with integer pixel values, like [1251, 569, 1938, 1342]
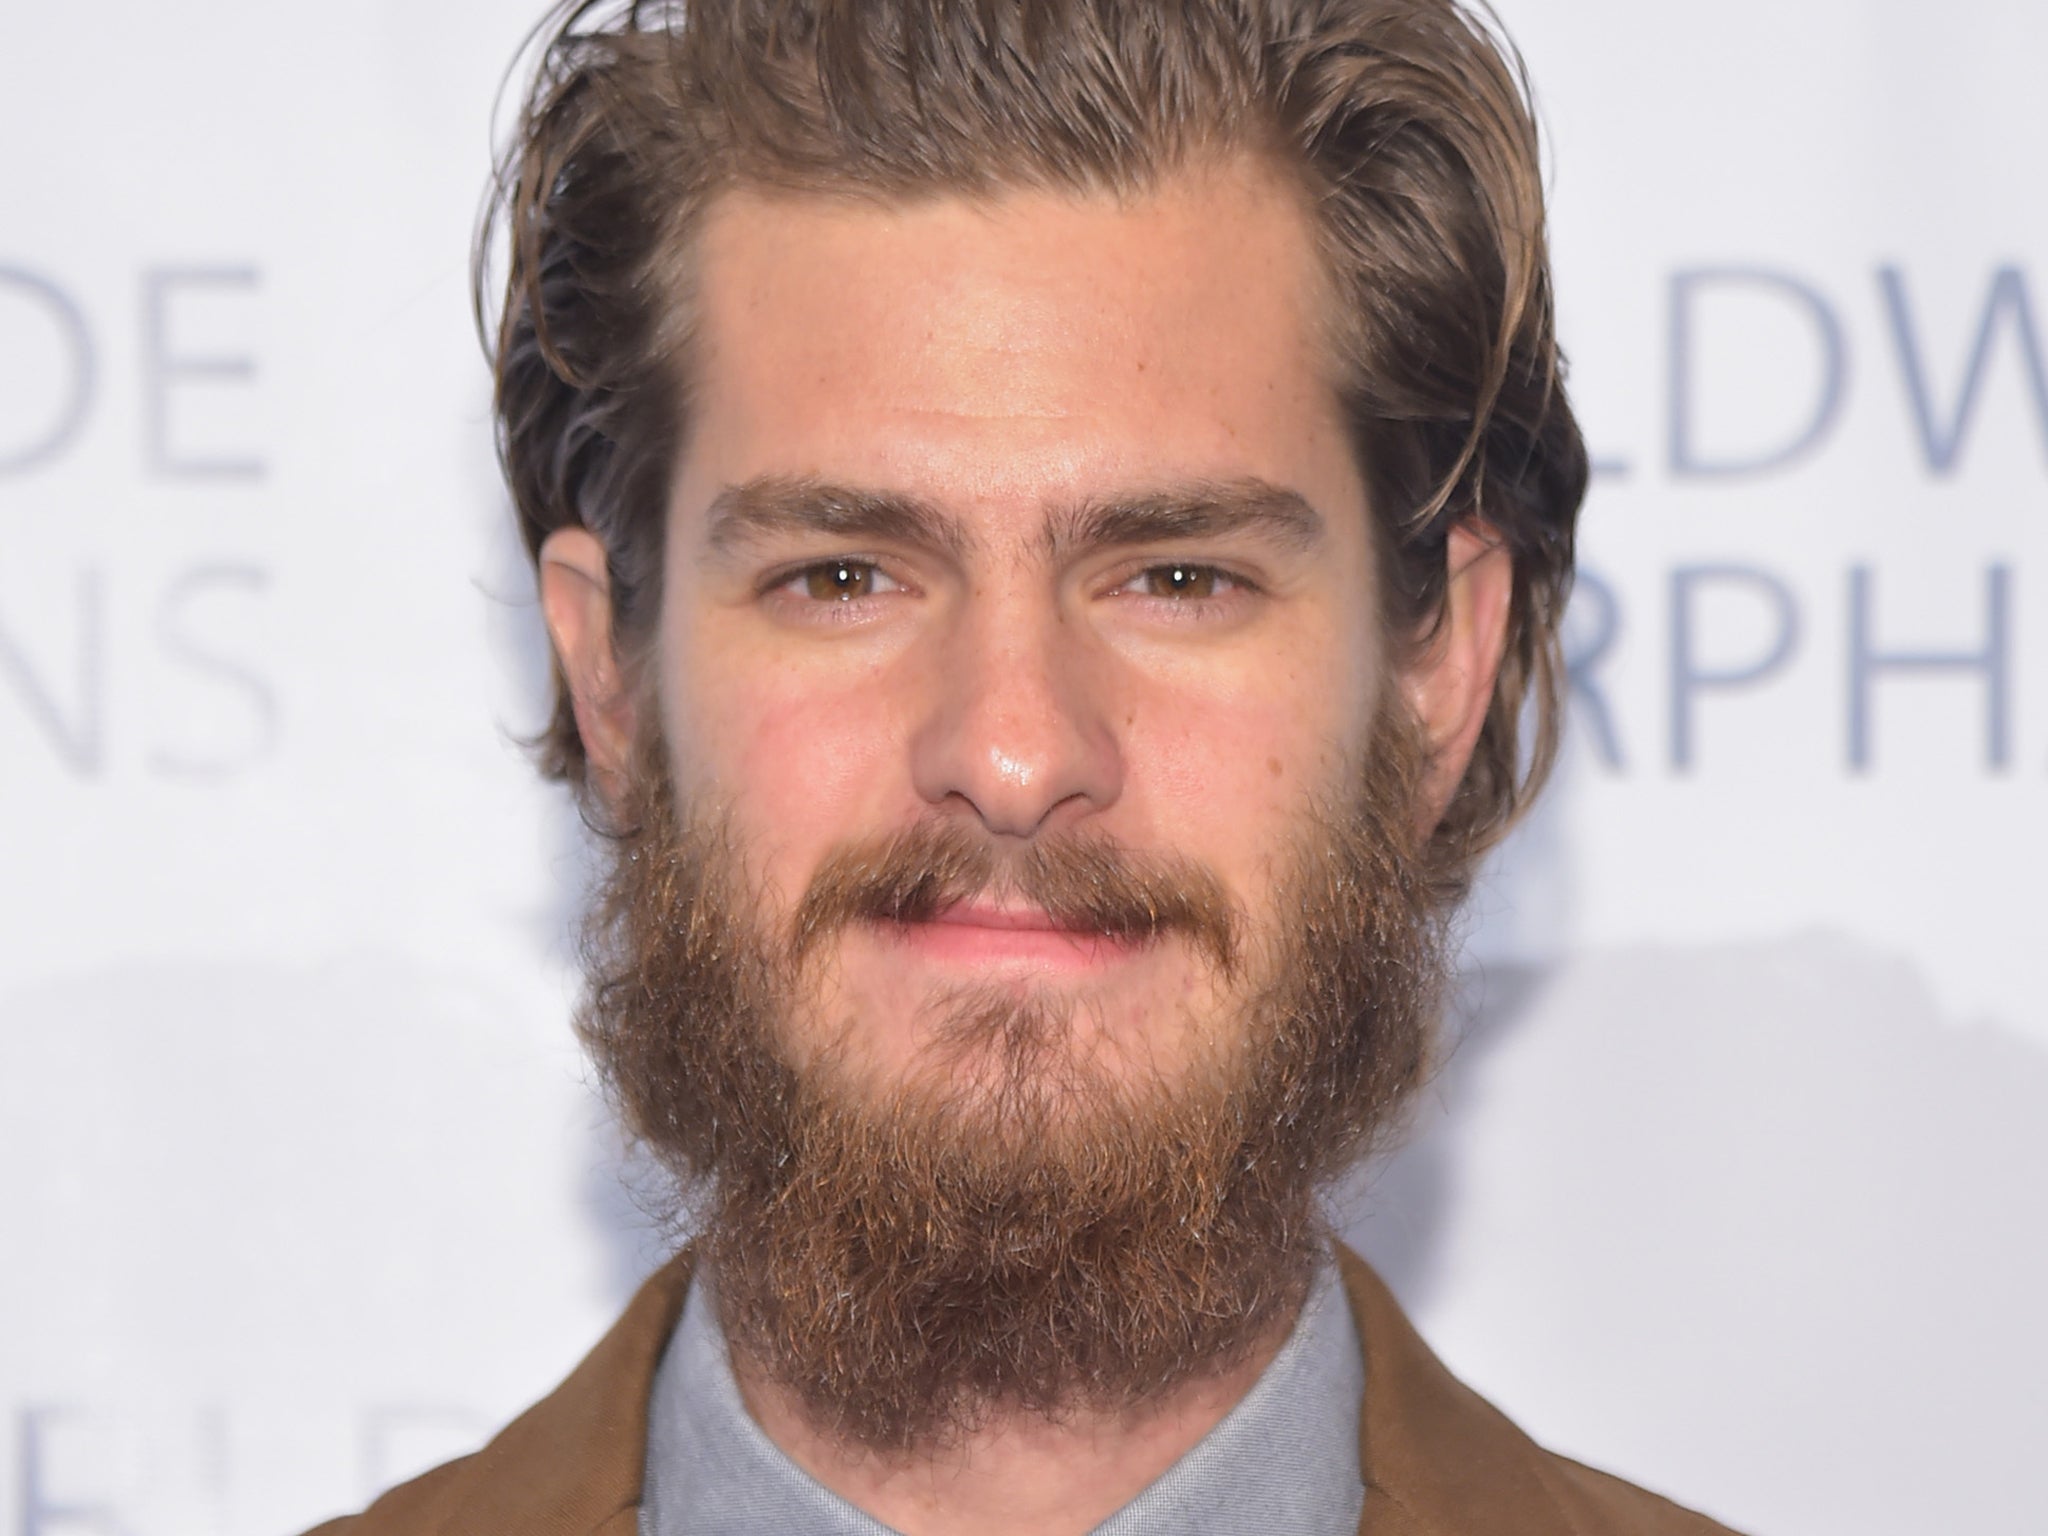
[539, 157, 1513, 1536]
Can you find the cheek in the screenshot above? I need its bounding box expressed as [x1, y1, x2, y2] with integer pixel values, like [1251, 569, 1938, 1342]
[661, 634, 909, 902]
[1122, 640, 1380, 892]
[1130, 696, 1316, 832]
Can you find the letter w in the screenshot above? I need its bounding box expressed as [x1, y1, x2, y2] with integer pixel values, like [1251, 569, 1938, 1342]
[1880, 266, 2048, 475]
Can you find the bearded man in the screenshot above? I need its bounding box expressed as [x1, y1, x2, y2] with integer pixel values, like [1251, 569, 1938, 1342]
[314, 1, 1740, 1533]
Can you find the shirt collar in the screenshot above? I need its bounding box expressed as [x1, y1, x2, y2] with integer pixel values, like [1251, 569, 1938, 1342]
[640, 1259, 1364, 1536]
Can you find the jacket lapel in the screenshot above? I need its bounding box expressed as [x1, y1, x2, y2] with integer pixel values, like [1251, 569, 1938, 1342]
[1341, 1249, 1584, 1536]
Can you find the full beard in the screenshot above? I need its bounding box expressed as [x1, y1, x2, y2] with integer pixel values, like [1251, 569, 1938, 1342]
[575, 714, 1452, 1452]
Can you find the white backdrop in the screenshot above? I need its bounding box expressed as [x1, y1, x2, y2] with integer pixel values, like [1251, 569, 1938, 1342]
[3, 3, 2043, 1533]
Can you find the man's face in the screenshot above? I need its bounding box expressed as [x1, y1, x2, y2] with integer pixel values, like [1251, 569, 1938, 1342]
[656, 158, 1385, 1101]
[556, 156, 1474, 1445]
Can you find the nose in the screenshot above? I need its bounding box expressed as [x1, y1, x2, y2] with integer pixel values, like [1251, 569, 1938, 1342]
[908, 587, 1123, 838]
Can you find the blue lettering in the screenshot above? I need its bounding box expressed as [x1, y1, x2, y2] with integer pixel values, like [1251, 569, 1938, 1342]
[142, 267, 265, 481]
[0, 268, 94, 477]
[1670, 268, 1847, 478]
[1879, 266, 2048, 475]
[1847, 565, 2012, 771]
[0, 570, 104, 777]
[1563, 568, 1626, 771]
[1669, 564, 1801, 771]
[17, 1408, 126, 1536]
[150, 564, 278, 780]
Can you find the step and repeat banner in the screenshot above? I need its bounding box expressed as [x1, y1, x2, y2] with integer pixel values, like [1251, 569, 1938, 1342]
[3, 2, 2042, 1533]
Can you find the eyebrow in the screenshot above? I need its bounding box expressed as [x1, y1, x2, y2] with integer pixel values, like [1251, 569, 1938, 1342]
[705, 477, 978, 561]
[1042, 479, 1326, 561]
[701, 473, 1326, 563]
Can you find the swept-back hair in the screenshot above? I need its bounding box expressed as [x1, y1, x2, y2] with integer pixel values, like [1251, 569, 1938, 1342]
[479, 0, 1587, 891]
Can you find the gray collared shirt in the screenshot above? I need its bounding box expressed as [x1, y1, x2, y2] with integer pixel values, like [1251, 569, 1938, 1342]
[640, 1259, 1365, 1536]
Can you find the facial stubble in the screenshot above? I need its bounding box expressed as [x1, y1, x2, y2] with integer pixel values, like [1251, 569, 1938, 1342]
[576, 716, 1451, 1451]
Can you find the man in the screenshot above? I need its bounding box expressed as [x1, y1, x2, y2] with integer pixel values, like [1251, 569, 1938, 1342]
[319, 1, 1737, 1532]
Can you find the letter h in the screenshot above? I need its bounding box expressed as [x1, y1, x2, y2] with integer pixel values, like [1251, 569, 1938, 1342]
[1847, 565, 2012, 771]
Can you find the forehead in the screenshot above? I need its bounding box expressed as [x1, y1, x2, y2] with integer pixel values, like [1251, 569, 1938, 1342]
[673, 156, 1361, 531]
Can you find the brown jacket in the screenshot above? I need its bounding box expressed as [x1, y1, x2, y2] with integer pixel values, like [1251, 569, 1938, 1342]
[310, 1248, 1740, 1536]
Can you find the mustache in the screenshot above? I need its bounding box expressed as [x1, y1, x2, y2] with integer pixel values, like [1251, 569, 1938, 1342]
[791, 818, 1241, 976]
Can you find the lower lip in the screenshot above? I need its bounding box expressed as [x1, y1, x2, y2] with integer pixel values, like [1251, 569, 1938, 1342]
[877, 919, 1140, 970]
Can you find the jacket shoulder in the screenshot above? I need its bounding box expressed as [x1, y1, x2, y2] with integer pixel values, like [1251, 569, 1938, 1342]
[300, 1452, 486, 1536]
[1337, 1247, 1746, 1536]
[298, 1255, 693, 1536]
[1538, 1451, 1744, 1535]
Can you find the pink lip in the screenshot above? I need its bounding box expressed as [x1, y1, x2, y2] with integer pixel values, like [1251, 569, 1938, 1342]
[877, 903, 1137, 970]
[927, 902, 1085, 933]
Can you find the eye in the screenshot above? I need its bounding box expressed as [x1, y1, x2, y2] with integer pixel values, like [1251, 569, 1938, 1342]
[1119, 563, 1241, 601]
[783, 559, 903, 602]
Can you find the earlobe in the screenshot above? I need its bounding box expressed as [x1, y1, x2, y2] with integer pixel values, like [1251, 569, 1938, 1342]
[1398, 520, 1515, 829]
[537, 526, 637, 791]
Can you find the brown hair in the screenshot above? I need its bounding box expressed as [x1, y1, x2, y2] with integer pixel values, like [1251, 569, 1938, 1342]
[480, 0, 1586, 888]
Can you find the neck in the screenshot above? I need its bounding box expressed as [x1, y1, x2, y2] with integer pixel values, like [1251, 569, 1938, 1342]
[727, 1313, 1298, 1536]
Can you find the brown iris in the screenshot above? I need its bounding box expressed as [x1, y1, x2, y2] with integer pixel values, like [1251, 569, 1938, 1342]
[804, 561, 878, 601]
[1152, 564, 1220, 599]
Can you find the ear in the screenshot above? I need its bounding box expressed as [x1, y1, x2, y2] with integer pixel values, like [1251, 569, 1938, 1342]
[537, 526, 637, 796]
[1396, 520, 1515, 830]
